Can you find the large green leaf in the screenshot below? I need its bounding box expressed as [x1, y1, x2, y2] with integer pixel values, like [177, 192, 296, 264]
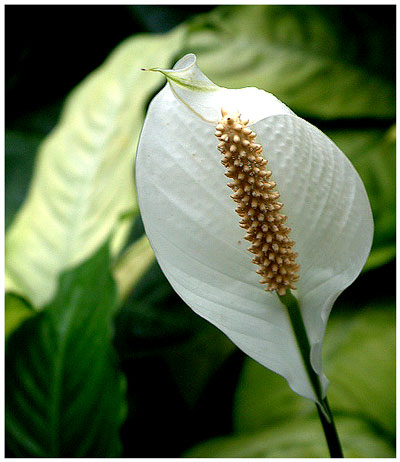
[6, 242, 126, 457]
[5, 26, 186, 308]
[184, 415, 394, 458]
[221, 301, 395, 457]
[327, 126, 396, 271]
[186, 5, 395, 119]
[325, 302, 395, 439]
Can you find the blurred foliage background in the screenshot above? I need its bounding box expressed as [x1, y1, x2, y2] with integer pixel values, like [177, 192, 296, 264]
[5, 5, 395, 458]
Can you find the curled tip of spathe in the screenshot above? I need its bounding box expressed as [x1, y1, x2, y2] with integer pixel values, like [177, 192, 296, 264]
[141, 67, 160, 73]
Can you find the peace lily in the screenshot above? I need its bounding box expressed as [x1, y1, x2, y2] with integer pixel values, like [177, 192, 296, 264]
[136, 54, 373, 452]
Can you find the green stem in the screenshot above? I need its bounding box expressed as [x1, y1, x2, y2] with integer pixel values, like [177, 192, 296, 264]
[278, 291, 343, 458]
[317, 397, 343, 458]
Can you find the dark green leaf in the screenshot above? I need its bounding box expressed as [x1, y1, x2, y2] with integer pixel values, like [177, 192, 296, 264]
[114, 261, 207, 355]
[5, 130, 43, 229]
[164, 325, 236, 408]
[6, 242, 126, 457]
[115, 258, 236, 410]
[186, 5, 395, 119]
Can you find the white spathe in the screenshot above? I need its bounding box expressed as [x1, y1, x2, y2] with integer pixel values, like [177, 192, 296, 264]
[136, 54, 373, 402]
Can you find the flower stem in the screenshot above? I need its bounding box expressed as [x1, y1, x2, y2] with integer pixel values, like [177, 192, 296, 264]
[278, 291, 343, 458]
[316, 396, 343, 458]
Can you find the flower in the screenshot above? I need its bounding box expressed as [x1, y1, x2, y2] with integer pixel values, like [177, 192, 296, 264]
[136, 54, 373, 403]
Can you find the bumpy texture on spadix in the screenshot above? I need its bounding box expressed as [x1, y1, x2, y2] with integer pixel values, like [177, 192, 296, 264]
[136, 53, 374, 403]
[216, 110, 299, 295]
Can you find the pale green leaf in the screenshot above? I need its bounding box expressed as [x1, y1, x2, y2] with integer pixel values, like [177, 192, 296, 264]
[186, 5, 395, 119]
[184, 415, 394, 458]
[325, 303, 395, 437]
[5, 26, 186, 308]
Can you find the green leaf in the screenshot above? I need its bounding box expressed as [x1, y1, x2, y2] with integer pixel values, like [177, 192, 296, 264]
[114, 261, 208, 354]
[6, 242, 126, 457]
[5, 293, 35, 340]
[234, 359, 314, 434]
[325, 302, 395, 438]
[186, 5, 395, 119]
[363, 245, 396, 272]
[5, 130, 43, 229]
[5, 26, 186, 308]
[326, 127, 395, 270]
[164, 325, 236, 408]
[223, 300, 395, 457]
[184, 415, 394, 458]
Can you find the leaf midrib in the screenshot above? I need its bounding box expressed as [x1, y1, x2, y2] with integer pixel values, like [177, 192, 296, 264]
[48, 291, 80, 456]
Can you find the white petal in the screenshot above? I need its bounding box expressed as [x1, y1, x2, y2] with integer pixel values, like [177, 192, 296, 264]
[137, 61, 373, 402]
[149, 53, 293, 124]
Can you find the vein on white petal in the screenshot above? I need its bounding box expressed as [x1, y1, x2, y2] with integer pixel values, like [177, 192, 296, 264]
[295, 121, 324, 229]
[148, 224, 289, 332]
[304, 144, 336, 248]
[152, 130, 235, 216]
[168, 83, 215, 124]
[149, 179, 249, 267]
[154, 54, 293, 125]
[173, 274, 287, 338]
[150, 223, 271, 302]
[165, 264, 292, 359]
[337, 174, 357, 235]
[196, 314, 316, 401]
[288, 118, 316, 218]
